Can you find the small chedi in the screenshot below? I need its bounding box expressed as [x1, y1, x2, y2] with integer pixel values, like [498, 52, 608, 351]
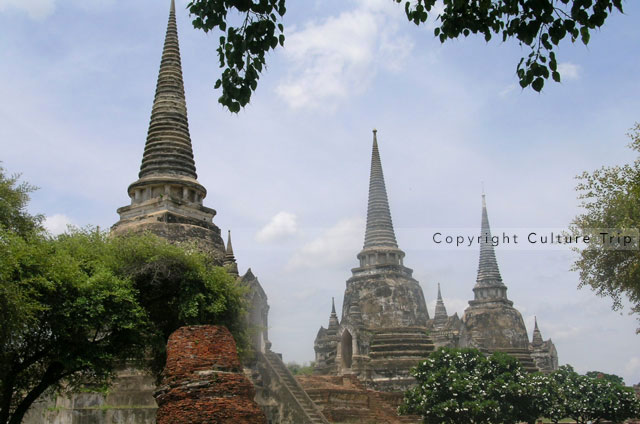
[154, 326, 267, 424]
[427, 283, 462, 348]
[530, 317, 559, 372]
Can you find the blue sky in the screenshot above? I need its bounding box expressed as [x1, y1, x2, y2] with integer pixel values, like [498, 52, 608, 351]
[1, 0, 640, 383]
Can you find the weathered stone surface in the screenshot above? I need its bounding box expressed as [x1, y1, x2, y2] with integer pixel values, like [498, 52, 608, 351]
[314, 131, 434, 392]
[343, 269, 429, 329]
[242, 268, 270, 354]
[154, 325, 266, 424]
[111, 209, 225, 263]
[297, 375, 419, 423]
[461, 301, 530, 350]
[23, 366, 158, 424]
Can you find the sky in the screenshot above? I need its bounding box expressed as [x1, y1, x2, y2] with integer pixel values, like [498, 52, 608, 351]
[1, 0, 640, 384]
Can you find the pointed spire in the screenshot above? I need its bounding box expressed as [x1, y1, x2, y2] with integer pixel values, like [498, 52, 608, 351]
[328, 297, 339, 332]
[225, 230, 235, 258]
[139, 0, 197, 179]
[433, 283, 449, 329]
[476, 194, 503, 285]
[223, 230, 238, 276]
[472, 193, 510, 303]
[532, 316, 544, 346]
[363, 129, 398, 249]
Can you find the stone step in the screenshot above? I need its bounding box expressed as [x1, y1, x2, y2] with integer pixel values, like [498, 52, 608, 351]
[369, 350, 433, 359]
[373, 327, 430, 335]
[263, 352, 330, 424]
[371, 335, 432, 344]
[370, 342, 435, 352]
[373, 331, 429, 338]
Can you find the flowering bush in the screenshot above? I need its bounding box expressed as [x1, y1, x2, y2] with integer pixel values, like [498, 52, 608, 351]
[399, 347, 540, 424]
[400, 350, 640, 424]
[549, 365, 640, 424]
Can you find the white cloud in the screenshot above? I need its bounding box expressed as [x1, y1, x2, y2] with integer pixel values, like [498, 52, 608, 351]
[625, 357, 640, 376]
[44, 214, 74, 235]
[0, 0, 119, 20]
[286, 218, 364, 271]
[499, 83, 518, 97]
[255, 211, 299, 243]
[276, 0, 413, 110]
[0, 0, 55, 20]
[558, 62, 581, 81]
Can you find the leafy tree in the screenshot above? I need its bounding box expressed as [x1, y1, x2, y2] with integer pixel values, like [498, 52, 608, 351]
[0, 166, 42, 236]
[571, 124, 640, 331]
[0, 168, 247, 424]
[187, 0, 286, 113]
[548, 365, 640, 424]
[286, 361, 315, 376]
[519, 372, 564, 424]
[586, 370, 625, 385]
[400, 0, 621, 92]
[0, 230, 150, 424]
[186, 0, 624, 112]
[101, 231, 248, 374]
[399, 347, 541, 424]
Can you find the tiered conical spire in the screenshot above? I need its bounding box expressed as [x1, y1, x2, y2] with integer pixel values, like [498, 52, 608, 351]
[476, 194, 503, 285]
[472, 194, 510, 303]
[532, 317, 544, 347]
[139, 0, 197, 179]
[433, 283, 449, 328]
[363, 130, 398, 249]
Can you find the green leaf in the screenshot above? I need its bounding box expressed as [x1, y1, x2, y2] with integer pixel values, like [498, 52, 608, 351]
[580, 26, 590, 44]
[532, 77, 544, 92]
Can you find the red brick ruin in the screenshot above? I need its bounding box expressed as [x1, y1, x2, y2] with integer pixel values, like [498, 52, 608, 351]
[154, 325, 267, 424]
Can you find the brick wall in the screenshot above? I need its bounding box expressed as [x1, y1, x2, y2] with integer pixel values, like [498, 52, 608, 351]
[155, 325, 266, 424]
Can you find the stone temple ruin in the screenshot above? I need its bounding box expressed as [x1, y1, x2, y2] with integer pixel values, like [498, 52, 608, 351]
[24, 1, 557, 422]
[313, 131, 559, 390]
[313, 131, 435, 392]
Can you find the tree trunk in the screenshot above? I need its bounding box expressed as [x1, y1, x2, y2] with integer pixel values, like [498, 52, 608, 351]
[7, 362, 65, 424]
[0, 371, 16, 424]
